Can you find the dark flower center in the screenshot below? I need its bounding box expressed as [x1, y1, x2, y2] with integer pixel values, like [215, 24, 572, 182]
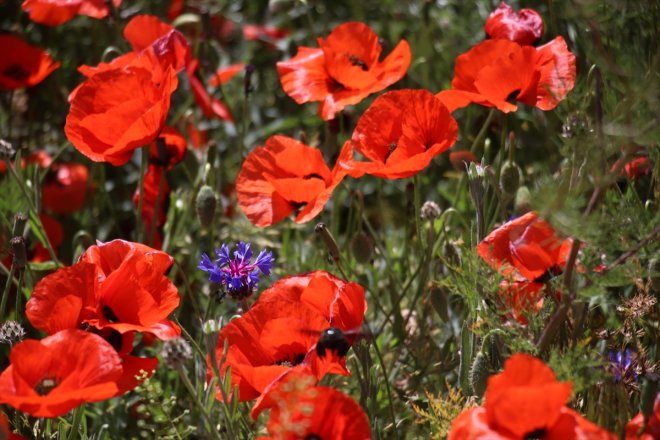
[103, 305, 120, 323]
[348, 54, 368, 71]
[34, 375, 61, 396]
[525, 428, 546, 439]
[3, 64, 30, 81]
[303, 173, 324, 180]
[275, 352, 306, 367]
[506, 88, 521, 103]
[305, 435, 322, 440]
[384, 142, 398, 162]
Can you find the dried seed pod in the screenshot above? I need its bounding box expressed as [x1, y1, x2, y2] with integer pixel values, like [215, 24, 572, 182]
[195, 185, 217, 228]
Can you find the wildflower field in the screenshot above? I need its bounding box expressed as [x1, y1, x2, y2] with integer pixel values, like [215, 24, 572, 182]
[0, 0, 658, 438]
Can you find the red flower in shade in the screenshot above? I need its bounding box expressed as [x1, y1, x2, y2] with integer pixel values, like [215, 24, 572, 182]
[485, 2, 544, 46]
[337, 89, 458, 179]
[477, 211, 573, 283]
[133, 164, 170, 248]
[148, 126, 187, 169]
[625, 392, 660, 440]
[32, 213, 64, 263]
[209, 271, 366, 403]
[26, 239, 180, 340]
[0, 330, 123, 418]
[449, 150, 479, 172]
[255, 374, 371, 440]
[42, 162, 90, 214]
[612, 155, 654, 181]
[187, 60, 243, 122]
[1, 410, 26, 439]
[21, 0, 121, 26]
[0, 35, 59, 91]
[277, 21, 411, 120]
[496, 280, 545, 325]
[236, 135, 349, 227]
[448, 354, 616, 439]
[437, 37, 575, 113]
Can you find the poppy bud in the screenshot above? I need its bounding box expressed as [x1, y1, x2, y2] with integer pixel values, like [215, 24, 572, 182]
[499, 161, 522, 196]
[0, 320, 25, 346]
[514, 185, 532, 214]
[0, 139, 15, 161]
[195, 185, 217, 228]
[350, 231, 374, 264]
[649, 258, 660, 293]
[12, 212, 28, 238]
[470, 351, 490, 398]
[315, 223, 341, 263]
[160, 337, 193, 368]
[420, 201, 441, 221]
[10, 236, 27, 269]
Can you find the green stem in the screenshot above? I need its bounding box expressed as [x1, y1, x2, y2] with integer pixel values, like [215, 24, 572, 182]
[469, 108, 496, 154]
[65, 404, 85, 440]
[176, 365, 223, 440]
[135, 146, 149, 243]
[0, 263, 16, 319]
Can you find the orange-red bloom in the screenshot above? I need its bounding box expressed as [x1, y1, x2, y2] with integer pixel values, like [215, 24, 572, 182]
[485, 2, 543, 46]
[477, 211, 572, 282]
[448, 354, 616, 439]
[187, 60, 243, 122]
[42, 162, 90, 214]
[0, 330, 123, 418]
[236, 135, 349, 227]
[210, 271, 366, 403]
[0, 35, 59, 91]
[243, 24, 289, 44]
[133, 164, 170, 248]
[148, 126, 187, 169]
[26, 239, 180, 340]
[625, 392, 660, 440]
[21, 0, 121, 26]
[256, 374, 371, 440]
[437, 37, 575, 113]
[277, 22, 411, 120]
[337, 89, 458, 179]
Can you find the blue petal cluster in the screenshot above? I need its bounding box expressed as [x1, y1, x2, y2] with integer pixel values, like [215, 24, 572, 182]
[198, 242, 274, 299]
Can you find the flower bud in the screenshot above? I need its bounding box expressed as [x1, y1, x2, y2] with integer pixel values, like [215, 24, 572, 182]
[499, 161, 522, 196]
[469, 351, 490, 398]
[160, 337, 193, 368]
[420, 201, 441, 221]
[315, 223, 341, 263]
[195, 185, 217, 228]
[12, 212, 28, 238]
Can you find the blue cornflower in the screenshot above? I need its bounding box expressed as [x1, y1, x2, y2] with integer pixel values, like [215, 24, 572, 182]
[608, 349, 636, 382]
[198, 242, 274, 300]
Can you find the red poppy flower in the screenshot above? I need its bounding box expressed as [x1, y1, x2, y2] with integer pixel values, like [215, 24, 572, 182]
[485, 2, 544, 46]
[243, 24, 289, 42]
[0, 329, 123, 418]
[277, 21, 411, 120]
[625, 392, 660, 440]
[167, 0, 184, 22]
[448, 354, 616, 439]
[26, 239, 180, 340]
[437, 37, 575, 113]
[65, 65, 178, 166]
[210, 271, 366, 403]
[236, 135, 349, 227]
[148, 126, 187, 169]
[612, 155, 654, 180]
[477, 211, 573, 282]
[187, 60, 242, 122]
[133, 164, 170, 246]
[42, 162, 89, 214]
[0, 35, 60, 91]
[1, 410, 26, 439]
[21, 0, 121, 26]
[337, 89, 458, 179]
[32, 213, 63, 263]
[256, 374, 371, 440]
[497, 280, 545, 325]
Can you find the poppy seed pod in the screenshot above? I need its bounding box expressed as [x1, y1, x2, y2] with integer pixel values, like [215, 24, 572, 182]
[195, 185, 217, 228]
[0, 320, 25, 345]
[500, 161, 523, 196]
[12, 212, 28, 238]
[0, 139, 15, 161]
[10, 237, 27, 270]
[470, 350, 490, 398]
